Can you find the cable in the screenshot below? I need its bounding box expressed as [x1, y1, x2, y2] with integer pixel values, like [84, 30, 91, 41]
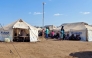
[0, 24, 21, 58]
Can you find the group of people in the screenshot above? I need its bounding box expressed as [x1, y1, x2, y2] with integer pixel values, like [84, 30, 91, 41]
[14, 29, 30, 42]
[39, 26, 65, 40]
[38, 26, 81, 41]
[69, 34, 81, 40]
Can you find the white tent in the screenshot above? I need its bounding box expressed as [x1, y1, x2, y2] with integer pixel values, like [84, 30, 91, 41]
[0, 19, 38, 42]
[54, 22, 92, 41]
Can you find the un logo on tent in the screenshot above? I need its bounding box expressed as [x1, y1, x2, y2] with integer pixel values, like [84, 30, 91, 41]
[1, 31, 9, 35]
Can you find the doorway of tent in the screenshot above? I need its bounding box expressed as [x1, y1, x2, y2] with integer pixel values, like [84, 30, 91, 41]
[13, 28, 30, 42]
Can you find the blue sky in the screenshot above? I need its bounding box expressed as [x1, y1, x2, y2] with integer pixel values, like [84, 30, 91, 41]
[0, 0, 92, 26]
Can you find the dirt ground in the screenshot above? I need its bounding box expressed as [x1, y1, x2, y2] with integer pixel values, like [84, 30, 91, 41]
[0, 38, 92, 58]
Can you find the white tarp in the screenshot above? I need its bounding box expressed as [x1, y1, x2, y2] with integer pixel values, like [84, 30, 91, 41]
[30, 29, 38, 42]
[88, 30, 92, 41]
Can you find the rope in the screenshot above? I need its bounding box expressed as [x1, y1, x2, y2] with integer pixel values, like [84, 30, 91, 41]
[4, 43, 14, 54]
[11, 43, 21, 58]
[0, 24, 21, 58]
[4, 43, 14, 58]
[0, 24, 14, 58]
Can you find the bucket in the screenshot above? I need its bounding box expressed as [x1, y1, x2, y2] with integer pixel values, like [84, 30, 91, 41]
[5, 38, 10, 42]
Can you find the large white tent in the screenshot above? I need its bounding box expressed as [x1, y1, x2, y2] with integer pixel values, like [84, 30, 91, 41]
[0, 19, 38, 42]
[54, 22, 92, 41]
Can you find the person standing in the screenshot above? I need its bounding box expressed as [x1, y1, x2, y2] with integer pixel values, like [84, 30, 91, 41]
[51, 30, 54, 39]
[65, 34, 69, 40]
[42, 29, 45, 37]
[60, 26, 65, 40]
[56, 31, 60, 39]
[45, 27, 49, 39]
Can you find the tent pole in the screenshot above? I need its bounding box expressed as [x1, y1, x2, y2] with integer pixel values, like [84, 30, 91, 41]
[17, 28, 18, 36]
[17, 28, 19, 41]
[86, 28, 88, 41]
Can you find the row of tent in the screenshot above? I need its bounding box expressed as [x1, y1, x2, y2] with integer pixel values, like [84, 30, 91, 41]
[0, 19, 92, 42]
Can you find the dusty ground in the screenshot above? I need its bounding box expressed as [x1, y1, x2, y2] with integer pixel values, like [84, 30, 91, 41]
[0, 38, 92, 58]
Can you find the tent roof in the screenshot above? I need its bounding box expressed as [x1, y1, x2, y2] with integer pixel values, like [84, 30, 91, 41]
[85, 25, 92, 30]
[54, 22, 90, 32]
[0, 19, 37, 30]
[61, 22, 88, 26]
[61, 22, 87, 31]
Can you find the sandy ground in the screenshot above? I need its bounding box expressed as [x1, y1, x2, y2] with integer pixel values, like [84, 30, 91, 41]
[0, 38, 92, 58]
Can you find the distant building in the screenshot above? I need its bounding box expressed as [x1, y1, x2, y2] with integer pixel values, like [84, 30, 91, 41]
[89, 25, 92, 27]
[44, 25, 56, 30]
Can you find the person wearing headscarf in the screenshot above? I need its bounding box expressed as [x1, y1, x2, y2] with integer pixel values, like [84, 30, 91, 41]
[60, 26, 65, 40]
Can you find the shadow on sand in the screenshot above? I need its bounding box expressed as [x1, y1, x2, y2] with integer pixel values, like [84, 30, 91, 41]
[69, 51, 92, 58]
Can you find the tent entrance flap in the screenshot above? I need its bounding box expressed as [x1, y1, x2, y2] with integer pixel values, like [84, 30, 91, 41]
[88, 30, 92, 41]
[30, 29, 38, 42]
[13, 28, 30, 42]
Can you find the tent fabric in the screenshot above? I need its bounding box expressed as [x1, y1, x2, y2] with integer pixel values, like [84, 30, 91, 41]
[0, 19, 38, 42]
[85, 25, 92, 30]
[85, 25, 92, 41]
[88, 30, 92, 41]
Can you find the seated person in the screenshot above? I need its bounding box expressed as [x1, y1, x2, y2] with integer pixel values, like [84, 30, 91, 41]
[69, 34, 76, 40]
[55, 31, 60, 39]
[21, 30, 26, 36]
[65, 34, 69, 40]
[75, 35, 81, 40]
[20, 30, 27, 42]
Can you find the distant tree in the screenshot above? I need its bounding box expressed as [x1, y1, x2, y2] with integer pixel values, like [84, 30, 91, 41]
[34, 26, 40, 28]
[40, 27, 42, 28]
